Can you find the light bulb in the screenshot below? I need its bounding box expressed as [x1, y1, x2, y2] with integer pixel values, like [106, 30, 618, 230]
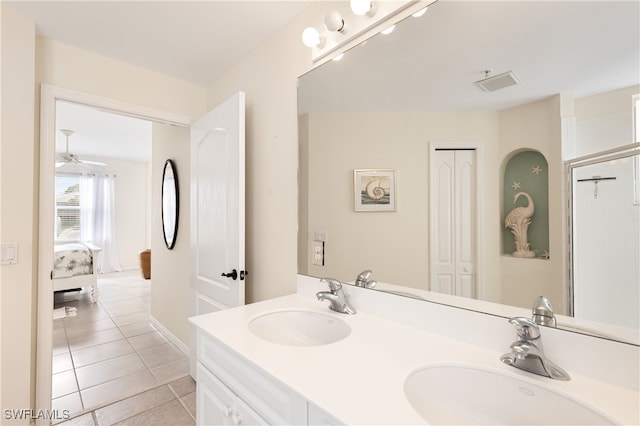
[324, 10, 344, 32]
[412, 7, 428, 18]
[351, 0, 372, 16]
[302, 27, 321, 47]
[381, 25, 395, 35]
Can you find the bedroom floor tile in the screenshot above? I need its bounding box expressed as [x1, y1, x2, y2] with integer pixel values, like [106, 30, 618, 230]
[52, 270, 189, 420]
[76, 353, 146, 390]
[103, 303, 149, 318]
[127, 331, 167, 351]
[65, 318, 117, 338]
[149, 358, 190, 384]
[52, 392, 83, 417]
[167, 375, 196, 398]
[68, 327, 125, 351]
[137, 342, 186, 369]
[71, 339, 135, 368]
[80, 370, 158, 409]
[112, 311, 151, 327]
[93, 384, 175, 426]
[112, 399, 194, 426]
[52, 369, 79, 399]
[60, 378, 194, 426]
[53, 351, 74, 374]
[118, 321, 156, 338]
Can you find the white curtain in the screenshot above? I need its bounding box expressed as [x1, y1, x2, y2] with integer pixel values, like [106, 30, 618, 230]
[80, 173, 122, 273]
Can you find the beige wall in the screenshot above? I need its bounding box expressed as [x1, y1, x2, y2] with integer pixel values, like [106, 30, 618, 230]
[150, 124, 191, 345]
[2, 3, 207, 416]
[36, 38, 206, 119]
[204, 2, 324, 303]
[1, 4, 36, 422]
[498, 96, 566, 312]
[108, 158, 151, 270]
[575, 85, 640, 156]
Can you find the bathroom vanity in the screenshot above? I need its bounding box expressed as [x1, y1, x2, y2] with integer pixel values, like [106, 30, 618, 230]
[189, 275, 639, 425]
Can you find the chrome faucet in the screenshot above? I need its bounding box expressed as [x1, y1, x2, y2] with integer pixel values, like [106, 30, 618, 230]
[532, 296, 557, 327]
[316, 278, 356, 314]
[500, 317, 570, 381]
[354, 269, 377, 289]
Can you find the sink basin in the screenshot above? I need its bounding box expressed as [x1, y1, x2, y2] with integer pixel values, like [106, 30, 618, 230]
[404, 364, 617, 425]
[248, 310, 351, 347]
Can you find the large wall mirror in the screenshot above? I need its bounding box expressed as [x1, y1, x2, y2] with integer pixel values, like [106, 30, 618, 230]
[297, 1, 639, 344]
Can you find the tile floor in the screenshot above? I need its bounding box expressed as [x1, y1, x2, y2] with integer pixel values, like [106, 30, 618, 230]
[52, 270, 195, 425]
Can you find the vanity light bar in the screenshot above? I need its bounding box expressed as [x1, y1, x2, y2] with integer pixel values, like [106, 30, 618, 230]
[306, 0, 436, 63]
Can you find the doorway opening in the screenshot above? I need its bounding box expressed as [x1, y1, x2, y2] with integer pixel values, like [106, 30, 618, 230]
[37, 85, 192, 419]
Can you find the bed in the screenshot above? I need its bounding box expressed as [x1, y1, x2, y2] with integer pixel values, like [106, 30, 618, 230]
[53, 242, 102, 303]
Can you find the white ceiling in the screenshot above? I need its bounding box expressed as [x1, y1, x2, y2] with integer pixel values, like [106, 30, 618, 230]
[56, 101, 153, 162]
[9, 1, 639, 161]
[299, 0, 640, 113]
[9, 0, 310, 87]
[9, 0, 311, 162]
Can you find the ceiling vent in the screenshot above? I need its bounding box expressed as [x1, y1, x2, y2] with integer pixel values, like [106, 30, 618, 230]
[475, 70, 519, 92]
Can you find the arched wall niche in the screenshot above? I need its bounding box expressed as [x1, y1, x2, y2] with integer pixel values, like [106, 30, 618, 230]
[502, 149, 550, 258]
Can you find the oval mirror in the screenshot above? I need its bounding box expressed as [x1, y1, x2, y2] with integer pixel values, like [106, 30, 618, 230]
[162, 159, 179, 249]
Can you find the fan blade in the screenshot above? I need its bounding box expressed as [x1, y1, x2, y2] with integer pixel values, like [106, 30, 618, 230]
[78, 159, 107, 167]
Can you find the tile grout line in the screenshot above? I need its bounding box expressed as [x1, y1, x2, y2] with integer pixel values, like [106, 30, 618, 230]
[168, 382, 196, 423]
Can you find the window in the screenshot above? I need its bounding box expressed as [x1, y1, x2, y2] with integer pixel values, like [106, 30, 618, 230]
[55, 174, 81, 241]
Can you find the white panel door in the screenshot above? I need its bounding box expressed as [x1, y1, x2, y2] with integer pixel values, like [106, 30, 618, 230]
[433, 150, 456, 294]
[190, 92, 246, 315]
[454, 150, 476, 298]
[432, 149, 476, 297]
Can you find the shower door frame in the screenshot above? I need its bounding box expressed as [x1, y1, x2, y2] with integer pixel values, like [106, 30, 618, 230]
[565, 142, 640, 317]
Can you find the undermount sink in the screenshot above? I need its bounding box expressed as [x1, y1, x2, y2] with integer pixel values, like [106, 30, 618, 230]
[404, 364, 617, 425]
[248, 310, 351, 347]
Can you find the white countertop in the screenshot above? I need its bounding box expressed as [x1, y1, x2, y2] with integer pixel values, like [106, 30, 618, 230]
[189, 293, 639, 425]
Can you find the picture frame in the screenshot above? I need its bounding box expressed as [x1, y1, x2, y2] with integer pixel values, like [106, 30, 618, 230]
[354, 169, 396, 212]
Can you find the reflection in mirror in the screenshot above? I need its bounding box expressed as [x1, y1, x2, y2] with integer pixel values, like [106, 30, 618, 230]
[162, 159, 179, 249]
[297, 1, 639, 344]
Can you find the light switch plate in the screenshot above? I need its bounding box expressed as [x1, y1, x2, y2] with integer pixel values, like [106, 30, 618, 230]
[0, 243, 18, 265]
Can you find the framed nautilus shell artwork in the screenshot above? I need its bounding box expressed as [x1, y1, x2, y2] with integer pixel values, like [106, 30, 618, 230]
[354, 169, 396, 212]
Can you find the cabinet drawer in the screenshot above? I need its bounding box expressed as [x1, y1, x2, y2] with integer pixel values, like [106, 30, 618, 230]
[197, 330, 307, 425]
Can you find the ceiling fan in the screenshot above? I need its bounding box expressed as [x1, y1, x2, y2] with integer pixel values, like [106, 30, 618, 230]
[56, 129, 107, 168]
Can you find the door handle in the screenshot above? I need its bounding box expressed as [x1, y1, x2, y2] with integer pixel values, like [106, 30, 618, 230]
[221, 269, 238, 280]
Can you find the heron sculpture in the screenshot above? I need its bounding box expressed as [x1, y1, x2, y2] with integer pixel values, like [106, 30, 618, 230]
[505, 192, 536, 258]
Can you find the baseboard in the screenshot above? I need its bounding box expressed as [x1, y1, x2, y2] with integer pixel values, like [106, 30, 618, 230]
[149, 315, 191, 357]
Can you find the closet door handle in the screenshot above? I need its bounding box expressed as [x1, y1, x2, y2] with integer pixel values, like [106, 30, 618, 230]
[221, 269, 238, 280]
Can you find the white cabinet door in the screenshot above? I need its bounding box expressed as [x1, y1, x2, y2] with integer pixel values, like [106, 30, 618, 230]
[234, 397, 269, 426]
[197, 362, 268, 426]
[197, 362, 235, 426]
